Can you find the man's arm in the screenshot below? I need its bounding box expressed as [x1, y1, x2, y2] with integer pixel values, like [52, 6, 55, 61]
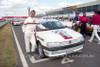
[22, 25, 26, 33]
[74, 16, 78, 25]
[79, 17, 82, 22]
[75, 20, 78, 25]
[22, 19, 27, 33]
[36, 19, 47, 29]
[37, 24, 46, 29]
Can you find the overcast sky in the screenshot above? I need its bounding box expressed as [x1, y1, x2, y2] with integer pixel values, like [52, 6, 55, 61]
[0, 0, 96, 18]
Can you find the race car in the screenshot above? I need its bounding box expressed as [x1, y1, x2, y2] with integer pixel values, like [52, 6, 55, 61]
[13, 21, 21, 26]
[72, 21, 100, 33]
[35, 19, 85, 58]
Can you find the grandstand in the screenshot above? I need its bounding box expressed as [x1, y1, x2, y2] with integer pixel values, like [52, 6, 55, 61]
[44, 0, 100, 19]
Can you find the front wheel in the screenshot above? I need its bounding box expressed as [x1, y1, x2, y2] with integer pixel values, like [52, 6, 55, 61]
[37, 42, 45, 58]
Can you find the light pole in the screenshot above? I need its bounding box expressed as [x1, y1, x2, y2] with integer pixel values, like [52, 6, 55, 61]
[27, 7, 30, 16]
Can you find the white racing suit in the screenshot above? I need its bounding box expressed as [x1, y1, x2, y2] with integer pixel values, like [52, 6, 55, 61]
[22, 17, 45, 53]
[89, 25, 100, 43]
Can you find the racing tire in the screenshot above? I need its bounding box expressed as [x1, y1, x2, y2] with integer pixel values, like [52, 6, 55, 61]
[37, 42, 45, 58]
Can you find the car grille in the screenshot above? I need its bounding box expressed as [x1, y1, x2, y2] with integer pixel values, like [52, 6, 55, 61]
[52, 45, 83, 54]
[71, 39, 80, 44]
[60, 39, 81, 46]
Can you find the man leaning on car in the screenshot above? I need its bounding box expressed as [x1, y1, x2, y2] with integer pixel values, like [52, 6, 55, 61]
[22, 10, 48, 58]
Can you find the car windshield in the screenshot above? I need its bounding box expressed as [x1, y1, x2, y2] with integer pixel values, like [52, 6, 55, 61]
[41, 21, 65, 30]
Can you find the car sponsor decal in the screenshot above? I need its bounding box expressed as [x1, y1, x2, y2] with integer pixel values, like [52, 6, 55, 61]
[59, 32, 72, 39]
[52, 30, 72, 39]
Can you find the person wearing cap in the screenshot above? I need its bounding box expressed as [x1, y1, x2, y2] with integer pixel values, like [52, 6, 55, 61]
[22, 10, 47, 57]
[79, 12, 89, 38]
[88, 11, 100, 44]
[73, 11, 80, 32]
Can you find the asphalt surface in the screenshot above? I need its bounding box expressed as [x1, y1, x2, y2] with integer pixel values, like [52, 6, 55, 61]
[12, 25, 100, 67]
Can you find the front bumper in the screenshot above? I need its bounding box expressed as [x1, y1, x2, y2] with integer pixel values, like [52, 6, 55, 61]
[43, 41, 84, 57]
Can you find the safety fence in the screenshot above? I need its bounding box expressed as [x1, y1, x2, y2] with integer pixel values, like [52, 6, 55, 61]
[0, 22, 8, 28]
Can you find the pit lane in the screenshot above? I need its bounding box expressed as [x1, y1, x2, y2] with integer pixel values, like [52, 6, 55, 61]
[12, 25, 100, 67]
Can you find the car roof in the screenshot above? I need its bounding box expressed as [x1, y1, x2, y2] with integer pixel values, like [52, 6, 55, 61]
[38, 19, 58, 23]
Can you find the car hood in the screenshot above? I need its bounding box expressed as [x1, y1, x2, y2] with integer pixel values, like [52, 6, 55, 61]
[37, 28, 82, 42]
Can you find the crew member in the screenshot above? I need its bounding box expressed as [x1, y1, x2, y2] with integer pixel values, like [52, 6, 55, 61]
[88, 11, 100, 44]
[73, 11, 80, 32]
[79, 12, 89, 38]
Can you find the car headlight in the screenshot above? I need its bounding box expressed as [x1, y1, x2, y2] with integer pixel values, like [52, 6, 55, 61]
[60, 41, 69, 46]
[71, 36, 84, 44]
[47, 42, 60, 48]
[79, 36, 84, 42]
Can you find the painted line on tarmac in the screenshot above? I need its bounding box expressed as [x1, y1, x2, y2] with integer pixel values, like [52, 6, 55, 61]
[29, 56, 74, 64]
[61, 56, 74, 64]
[29, 56, 51, 63]
[11, 25, 29, 67]
[29, 55, 74, 64]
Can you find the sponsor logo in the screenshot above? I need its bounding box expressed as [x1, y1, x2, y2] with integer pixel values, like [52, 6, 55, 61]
[52, 30, 72, 39]
[59, 32, 72, 39]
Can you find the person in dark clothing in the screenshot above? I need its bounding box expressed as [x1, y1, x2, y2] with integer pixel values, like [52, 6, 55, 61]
[73, 11, 80, 31]
[79, 12, 89, 38]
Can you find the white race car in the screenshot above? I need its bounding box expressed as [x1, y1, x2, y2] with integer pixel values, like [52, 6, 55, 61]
[35, 19, 85, 58]
[13, 21, 21, 26]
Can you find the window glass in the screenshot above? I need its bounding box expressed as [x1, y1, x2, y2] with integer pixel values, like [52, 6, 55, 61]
[77, 8, 81, 12]
[92, 5, 98, 11]
[82, 7, 86, 12]
[87, 6, 91, 12]
[98, 4, 100, 10]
